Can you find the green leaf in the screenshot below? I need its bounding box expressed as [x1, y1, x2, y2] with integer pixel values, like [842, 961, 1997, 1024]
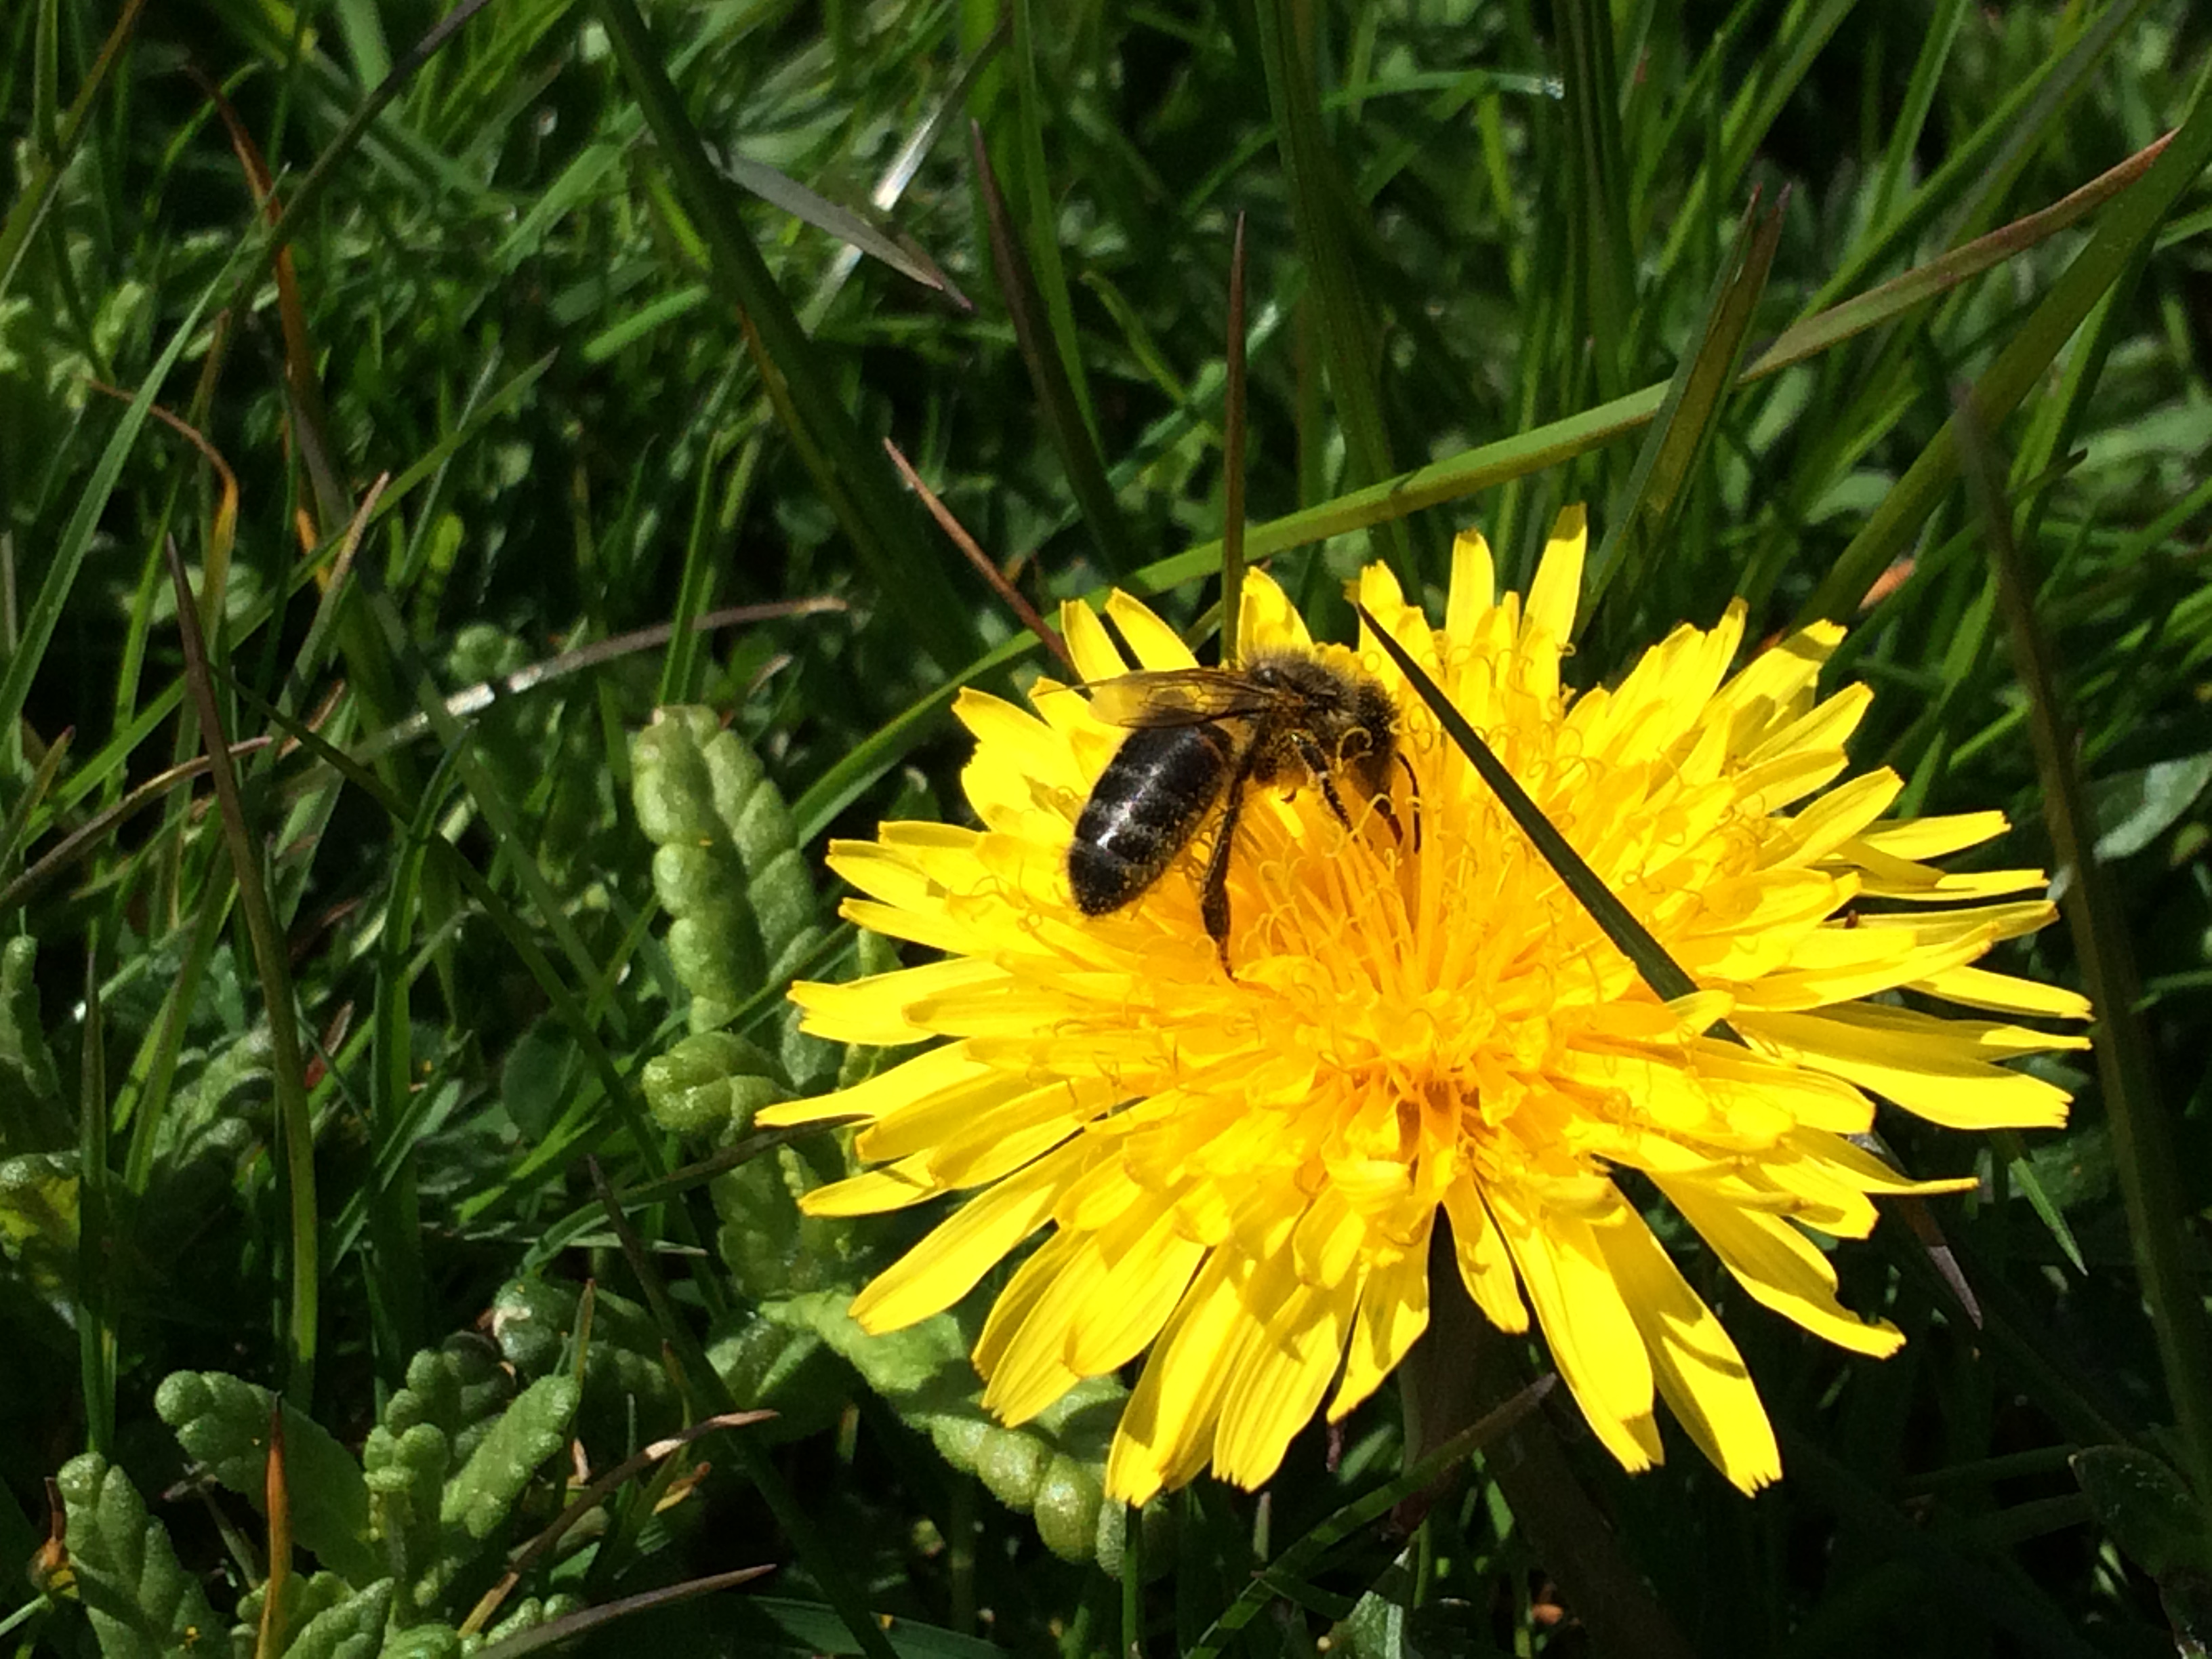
[55, 1452, 222, 1658]
[0, 936, 66, 1149]
[488, 1278, 681, 1454]
[154, 1371, 380, 1586]
[2072, 1446, 2207, 1578]
[590, 0, 977, 674]
[641, 1029, 787, 1139]
[2091, 754, 2212, 863]
[0, 1151, 78, 1300]
[633, 707, 827, 1061]
[440, 1374, 580, 1542]
[764, 1290, 1149, 1570]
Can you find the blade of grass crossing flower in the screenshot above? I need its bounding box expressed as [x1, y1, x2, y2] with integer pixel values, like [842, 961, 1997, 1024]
[970, 122, 1133, 580]
[1802, 81, 2212, 625]
[1221, 214, 1250, 666]
[1549, 0, 1636, 398]
[1354, 602, 1739, 1042]
[592, 0, 975, 673]
[1959, 398, 2212, 1565]
[1253, 0, 1410, 586]
[1585, 189, 1784, 623]
[163, 538, 320, 1406]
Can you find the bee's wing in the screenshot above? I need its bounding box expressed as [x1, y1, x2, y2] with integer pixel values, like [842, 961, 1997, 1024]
[1083, 668, 1274, 729]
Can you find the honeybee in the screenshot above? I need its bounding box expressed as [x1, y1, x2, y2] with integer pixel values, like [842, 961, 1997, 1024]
[1067, 647, 1406, 970]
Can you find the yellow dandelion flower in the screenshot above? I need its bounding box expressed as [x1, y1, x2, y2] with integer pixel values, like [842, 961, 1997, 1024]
[760, 508, 2092, 1503]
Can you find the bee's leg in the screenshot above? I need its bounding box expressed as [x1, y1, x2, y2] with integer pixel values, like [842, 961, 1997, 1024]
[1292, 733, 1360, 832]
[1294, 732, 1403, 843]
[1198, 771, 1250, 975]
[1394, 751, 1422, 851]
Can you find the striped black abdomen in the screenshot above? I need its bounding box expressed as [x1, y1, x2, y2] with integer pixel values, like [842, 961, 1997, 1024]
[1068, 724, 1235, 916]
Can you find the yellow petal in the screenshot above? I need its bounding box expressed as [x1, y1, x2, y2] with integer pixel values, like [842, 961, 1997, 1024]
[1330, 1236, 1431, 1420]
[1060, 599, 1128, 684]
[1591, 1208, 1781, 1492]
[1660, 1176, 1903, 1356]
[850, 1141, 1095, 1332]
[1213, 1268, 1359, 1489]
[1103, 590, 1199, 670]
[1107, 1252, 1246, 1504]
[1494, 1193, 1661, 1473]
[1444, 529, 1496, 642]
[1443, 1182, 1528, 1334]
[1740, 1007, 2074, 1130]
[1525, 506, 1586, 647]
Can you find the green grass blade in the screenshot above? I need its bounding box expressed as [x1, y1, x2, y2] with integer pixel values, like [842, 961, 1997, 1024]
[1254, 0, 1408, 582]
[1803, 87, 2212, 623]
[1585, 190, 1784, 622]
[161, 539, 320, 1407]
[1126, 134, 2185, 604]
[1550, 0, 1636, 396]
[592, 0, 977, 674]
[970, 121, 1134, 579]
[1959, 397, 2212, 1568]
[0, 0, 144, 305]
[1803, 0, 2158, 320]
[75, 950, 113, 1459]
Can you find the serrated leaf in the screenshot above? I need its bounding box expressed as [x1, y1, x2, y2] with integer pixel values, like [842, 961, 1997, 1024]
[487, 1278, 681, 1454]
[441, 1374, 579, 1542]
[633, 706, 827, 1048]
[56, 1452, 222, 1658]
[285, 1580, 393, 1659]
[763, 1291, 1141, 1566]
[154, 1372, 379, 1585]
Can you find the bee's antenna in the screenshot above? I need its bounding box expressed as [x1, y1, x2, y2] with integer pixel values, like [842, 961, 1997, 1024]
[1220, 211, 1250, 668]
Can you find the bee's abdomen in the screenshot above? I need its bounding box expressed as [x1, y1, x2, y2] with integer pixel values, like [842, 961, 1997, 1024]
[1069, 725, 1234, 916]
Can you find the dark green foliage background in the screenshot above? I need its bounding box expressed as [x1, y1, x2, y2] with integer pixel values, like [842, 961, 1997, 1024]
[5, 0, 2212, 1652]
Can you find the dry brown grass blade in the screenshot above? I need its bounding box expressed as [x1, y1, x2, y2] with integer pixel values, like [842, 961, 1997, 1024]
[188, 68, 348, 543]
[0, 739, 273, 915]
[86, 379, 238, 636]
[253, 1400, 291, 1659]
[883, 437, 1073, 676]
